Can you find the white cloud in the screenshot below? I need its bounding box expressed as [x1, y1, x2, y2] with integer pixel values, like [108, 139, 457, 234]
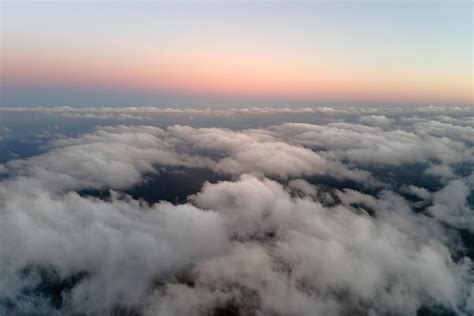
[2, 124, 370, 191]
[425, 164, 457, 180]
[0, 179, 229, 315]
[1, 105, 472, 122]
[271, 121, 471, 167]
[428, 178, 474, 231]
[154, 175, 472, 315]
[358, 115, 394, 128]
[407, 185, 432, 200]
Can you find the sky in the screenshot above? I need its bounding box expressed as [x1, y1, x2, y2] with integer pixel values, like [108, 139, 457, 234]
[0, 1, 472, 107]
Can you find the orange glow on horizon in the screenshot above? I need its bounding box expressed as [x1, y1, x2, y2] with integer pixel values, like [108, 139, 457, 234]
[2, 49, 472, 105]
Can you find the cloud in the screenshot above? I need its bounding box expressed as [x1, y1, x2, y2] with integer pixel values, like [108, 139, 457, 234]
[425, 164, 457, 180]
[0, 106, 473, 315]
[271, 121, 471, 167]
[166, 125, 365, 180]
[2, 126, 214, 191]
[407, 185, 432, 199]
[358, 115, 394, 128]
[152, 175, 472, 316]
[1, 105, 472, 122]
[428, 178, 474, 231]
[2, 124, 370, 191]
[0, 178, 229, 315]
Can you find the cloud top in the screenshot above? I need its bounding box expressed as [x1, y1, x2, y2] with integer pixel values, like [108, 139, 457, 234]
[0, 107, 473, 315]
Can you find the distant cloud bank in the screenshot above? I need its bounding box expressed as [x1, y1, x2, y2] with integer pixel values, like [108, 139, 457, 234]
[1, 105, 472, 120]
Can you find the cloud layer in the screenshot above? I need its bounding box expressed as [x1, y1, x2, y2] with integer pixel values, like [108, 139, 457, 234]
[0, 107, 473, 315]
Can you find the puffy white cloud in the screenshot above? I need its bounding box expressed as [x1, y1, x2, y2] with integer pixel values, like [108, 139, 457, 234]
[407, 185, 432, 200]
[428, 178, 474, 231]
[0, 178, 229, 315]
[288, 178, 319, 198]
[3, 107, 473, 185]
[358, 115, 394, 128]
[3, 126, 214, 190]
[2, 167, 472, 314]
[150, 175, 472, 316]
[271, 121, 471, 167]
[425, 164, 457, 180]
[2, 124, 370, 191]
[412, 120, 474, 144]
[166, 125, 366, 180]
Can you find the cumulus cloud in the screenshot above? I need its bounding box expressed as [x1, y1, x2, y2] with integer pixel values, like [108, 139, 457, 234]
[2, 124, 371, 191]
[271, 121, 471, 167]
[0, 177, 229, 315]
[428, 178, 474, 231]
[2, 126, 213, 190]
[150, 175, 473, 316]
[407, 185, 432, 200]
[425, 164, 457, 180]
[358, 115, 394, 128]
[11, 109, 472, 190]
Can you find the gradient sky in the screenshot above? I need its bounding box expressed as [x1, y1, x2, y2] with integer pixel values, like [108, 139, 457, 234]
[1, 1, 472, 107]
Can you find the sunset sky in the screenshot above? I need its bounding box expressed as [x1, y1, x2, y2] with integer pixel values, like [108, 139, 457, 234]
[1, 4, 474, 315]
[1, 1, 472, 107]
